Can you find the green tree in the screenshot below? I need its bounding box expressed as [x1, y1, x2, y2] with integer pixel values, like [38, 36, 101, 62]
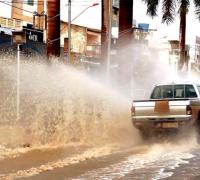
[143, 0, 200, 71]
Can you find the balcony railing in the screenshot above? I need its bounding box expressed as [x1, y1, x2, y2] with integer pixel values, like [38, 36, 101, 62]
[0, 17, 22, 30]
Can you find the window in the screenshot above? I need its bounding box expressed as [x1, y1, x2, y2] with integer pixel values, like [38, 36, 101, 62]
[151, 85, 173, 99]
[185, 85, 197, 98]
[151, 84, 198, 99]
[151, 86, 162, 99]
[174, 85, 184, 98]
[162, 85, 173, 98]
[27, 0, 34, 6]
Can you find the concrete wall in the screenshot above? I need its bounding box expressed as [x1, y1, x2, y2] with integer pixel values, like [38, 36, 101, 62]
[61, 22, 87, 53]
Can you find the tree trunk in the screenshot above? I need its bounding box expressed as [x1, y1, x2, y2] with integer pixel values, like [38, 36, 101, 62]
[119, 0, 133, 45]
[179, 9, 186, 71]
[47, 0, 60, 58]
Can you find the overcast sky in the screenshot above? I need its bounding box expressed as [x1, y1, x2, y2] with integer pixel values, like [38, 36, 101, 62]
[61, 0, 101, 29]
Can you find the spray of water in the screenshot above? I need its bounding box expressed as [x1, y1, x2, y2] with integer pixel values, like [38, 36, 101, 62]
[0, 42, 200, 180]
[0, 39, 199, 156]
[0, 59, 140, 149]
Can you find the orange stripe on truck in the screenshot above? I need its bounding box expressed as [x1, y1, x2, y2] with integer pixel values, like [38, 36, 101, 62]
[154, 101, 170, 114]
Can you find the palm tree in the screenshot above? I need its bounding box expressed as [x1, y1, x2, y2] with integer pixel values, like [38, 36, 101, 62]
[143, 0, 200, 71]
[179, 0, 188, 70]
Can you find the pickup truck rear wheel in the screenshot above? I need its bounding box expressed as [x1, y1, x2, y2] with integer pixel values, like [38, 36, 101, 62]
[139, 130, 150, 141]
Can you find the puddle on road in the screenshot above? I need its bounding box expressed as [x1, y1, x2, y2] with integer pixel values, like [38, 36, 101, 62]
[70, 135, 199, 180]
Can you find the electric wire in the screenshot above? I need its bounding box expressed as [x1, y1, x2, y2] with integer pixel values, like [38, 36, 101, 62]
[1, 1, 34, 13]
[0, 0, 101, 16]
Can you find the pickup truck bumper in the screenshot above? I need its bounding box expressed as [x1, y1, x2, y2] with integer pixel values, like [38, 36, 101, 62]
[132, 116, 192, 130]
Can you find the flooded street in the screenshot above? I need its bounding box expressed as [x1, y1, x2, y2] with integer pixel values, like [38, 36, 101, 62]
[0, 136, 200, 179]
[0, 0, 200, 179]
[0, 60, 200, 180]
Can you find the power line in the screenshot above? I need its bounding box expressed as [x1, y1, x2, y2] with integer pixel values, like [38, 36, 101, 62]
[49, 26, 136, 44]
[0, 1, 100, 16]
[48, 3, 100, 43]
[0, 0, 100, 4]
[1, 1, 33, 13]
[47, 3, 68, 21]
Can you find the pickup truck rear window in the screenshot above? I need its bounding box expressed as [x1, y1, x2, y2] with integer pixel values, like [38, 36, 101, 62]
[151, 86, 161, 99]
[174, 85, 184, 98]
[162, 85, 173, 98]
[151, 85, 173, 99]
[185, 85, 197, 98]
[151, 84, 197, 99]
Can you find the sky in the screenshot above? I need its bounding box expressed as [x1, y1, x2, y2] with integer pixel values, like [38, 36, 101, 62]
[60, 0, 101, 29]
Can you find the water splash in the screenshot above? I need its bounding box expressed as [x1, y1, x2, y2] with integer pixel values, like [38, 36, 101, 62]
[0, 60, 138, 148]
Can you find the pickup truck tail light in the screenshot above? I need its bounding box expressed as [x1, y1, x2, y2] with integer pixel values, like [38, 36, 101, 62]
[186, 105, 192, 115]
[131, 106, 135, 116]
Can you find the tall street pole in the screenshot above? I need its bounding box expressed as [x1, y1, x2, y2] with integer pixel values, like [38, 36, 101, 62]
[106, 0, 113, 82]
[68, 0, 71, 62]
[17, 44, 20, 121]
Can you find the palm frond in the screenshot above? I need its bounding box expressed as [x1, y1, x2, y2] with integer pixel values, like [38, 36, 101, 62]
[162, 0, 176, 24]
[178, 0, 190, 13]
[194, 0, 200, 20]
[143, 0, 160, 17]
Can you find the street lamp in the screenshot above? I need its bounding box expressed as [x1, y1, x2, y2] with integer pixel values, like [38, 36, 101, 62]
[67, 2, 99, 62]
[107, 0, 113, 83]
[12, 30, 26, 121]
[71, 3, 99, 22]
[68, 0, 71, 62]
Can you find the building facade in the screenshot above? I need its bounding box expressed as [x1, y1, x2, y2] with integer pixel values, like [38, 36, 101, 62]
[0, 1, 101, 61]
[0, 0, 46, 30]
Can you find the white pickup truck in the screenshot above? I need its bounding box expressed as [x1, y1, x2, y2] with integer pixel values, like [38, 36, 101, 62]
[131, 83, 200, 138]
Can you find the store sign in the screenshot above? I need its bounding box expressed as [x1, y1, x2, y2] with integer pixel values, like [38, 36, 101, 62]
[28, 32, 38, 41]
[23, 26, 43, 43]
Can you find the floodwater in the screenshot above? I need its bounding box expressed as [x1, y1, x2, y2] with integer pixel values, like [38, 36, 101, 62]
[0, 134, 200, 179]
[0, 59, 200, 179]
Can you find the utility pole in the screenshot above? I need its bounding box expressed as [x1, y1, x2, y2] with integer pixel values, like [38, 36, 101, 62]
[68, 0, 71, 62]
[17, 44, 21, 121]
[106, 0, 113, 82]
